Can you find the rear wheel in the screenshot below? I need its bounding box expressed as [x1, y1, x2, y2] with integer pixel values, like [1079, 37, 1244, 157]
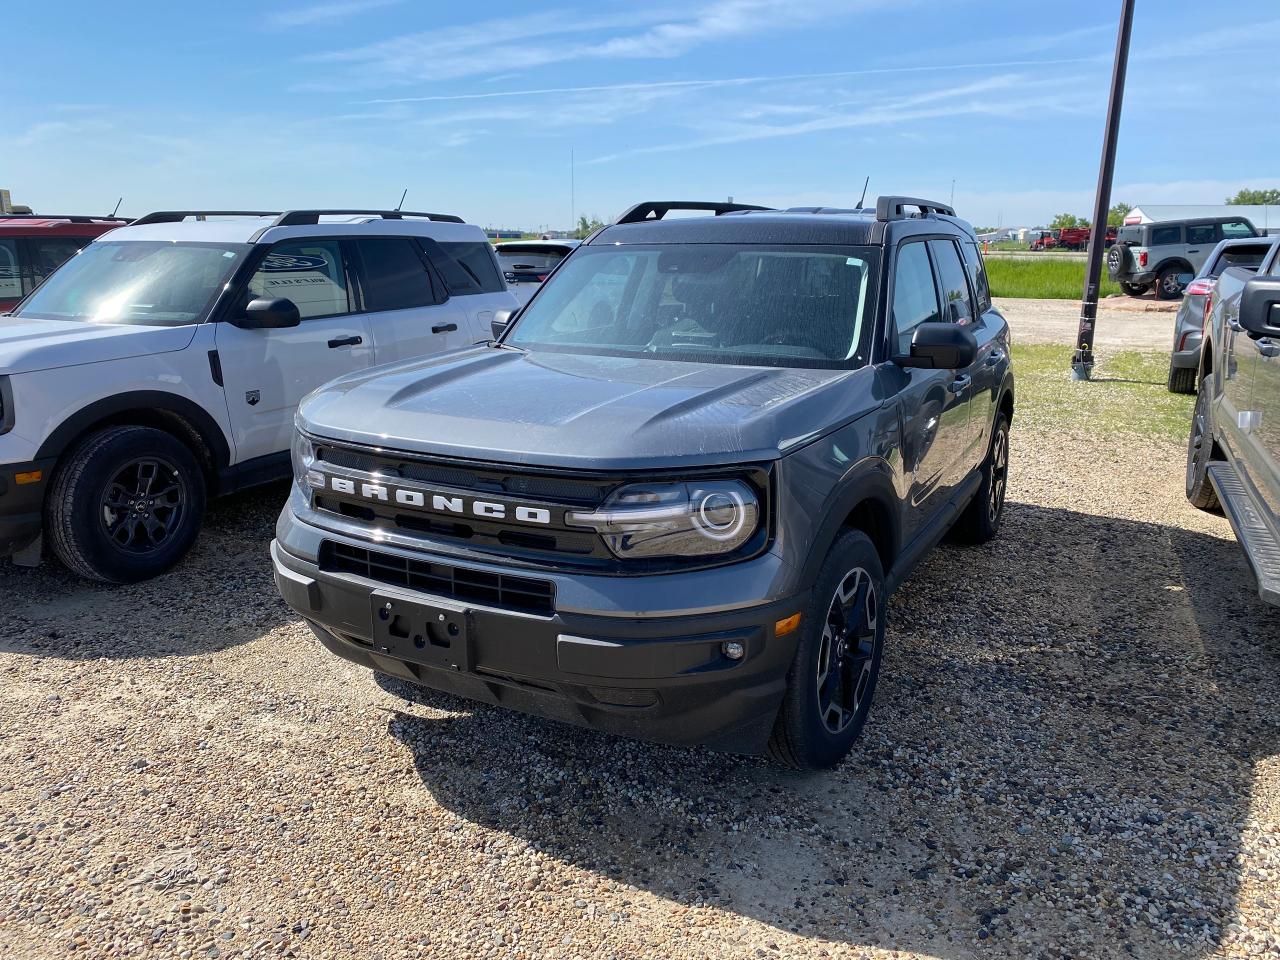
[767, 530, 885, 770]
[1120, 280, 1151, 297]
[1186, 382, 1220, 511]
[1167, 362, 1197, 394]
[47, 425, 206, 583]
[952, 411, 1010, 544]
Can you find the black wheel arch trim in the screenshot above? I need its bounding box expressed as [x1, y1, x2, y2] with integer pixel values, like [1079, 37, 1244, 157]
[34, 391, 232, 477]
[797, 457, 901, 594]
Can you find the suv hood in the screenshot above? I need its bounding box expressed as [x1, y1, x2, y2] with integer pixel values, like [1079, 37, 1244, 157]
[0, 316, 196, 375]
[299, 346, 882, 470]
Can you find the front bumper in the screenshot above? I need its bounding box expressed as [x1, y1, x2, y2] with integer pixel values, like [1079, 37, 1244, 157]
[0, 458, 54, 557]
[272, 515, 807, 754]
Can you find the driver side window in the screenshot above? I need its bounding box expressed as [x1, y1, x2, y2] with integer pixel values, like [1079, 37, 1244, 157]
[247, 240, 350, 320]
[891, 242, 941, 357]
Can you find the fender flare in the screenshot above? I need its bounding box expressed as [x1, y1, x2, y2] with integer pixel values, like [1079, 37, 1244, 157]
[34, 390, 232, 470]
[796, 456, 902, 592]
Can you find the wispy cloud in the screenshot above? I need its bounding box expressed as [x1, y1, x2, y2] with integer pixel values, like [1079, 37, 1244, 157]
[267, 0, 400, 29]
[298, 0, 890, 89]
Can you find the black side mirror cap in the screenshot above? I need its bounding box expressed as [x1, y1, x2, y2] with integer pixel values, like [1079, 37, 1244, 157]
[491, 307, 518, 341]
[234, 297, 301, 330]
[1239, 277, 1280, 338]
[894, 321, 978, 369]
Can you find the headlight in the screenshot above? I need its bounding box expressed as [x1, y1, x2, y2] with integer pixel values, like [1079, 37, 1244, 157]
[292, 432, 320, 491]
[567, 479, 760, 559]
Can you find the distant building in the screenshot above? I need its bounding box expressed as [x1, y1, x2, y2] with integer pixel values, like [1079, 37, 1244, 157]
[1126, 204, 1280, 234]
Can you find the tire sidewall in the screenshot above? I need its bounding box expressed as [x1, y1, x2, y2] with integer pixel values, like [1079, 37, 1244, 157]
[55, 428, 206, 582]
[1157, 266, 1186, 300]
[1186, 383, 1214, 499]
[780, 531, 887, 769]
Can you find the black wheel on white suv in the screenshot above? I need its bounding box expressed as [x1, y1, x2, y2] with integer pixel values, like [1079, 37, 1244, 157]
[47, 425, 206, 583]
[767, 530, 886, 770]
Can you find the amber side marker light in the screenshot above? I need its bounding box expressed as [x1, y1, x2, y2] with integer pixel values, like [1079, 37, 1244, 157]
[14, 470, 43, 485]
[774, 612, 802, 637]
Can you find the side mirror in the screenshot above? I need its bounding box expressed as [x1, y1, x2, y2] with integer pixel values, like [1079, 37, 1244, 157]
[1239, 277, 1280, 338]
[491, 307, 517, 340]
[895, 322, 978, 369]
[235, 297, 301, 330]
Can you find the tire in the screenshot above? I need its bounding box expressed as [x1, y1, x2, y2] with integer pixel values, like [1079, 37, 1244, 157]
[767, 530, 886, 770]
[951, 411, 1011, 545]
[1186, 381, 1220, 511]
[1167, 362, 1197, 395]
[1107, 244, 1131, 279]
[1157, 265, 1187, 300]
[46, 425, 206, 583]
[1119, 281, 1151, 297]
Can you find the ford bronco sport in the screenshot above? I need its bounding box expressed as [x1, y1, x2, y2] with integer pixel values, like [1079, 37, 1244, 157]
[272, 197, 1015, 769]
[0, 209, 516, 582]
[1109, 215, 1259, 299]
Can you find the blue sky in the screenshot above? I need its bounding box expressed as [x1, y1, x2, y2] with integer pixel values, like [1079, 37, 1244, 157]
[7, 0, 1280, 230]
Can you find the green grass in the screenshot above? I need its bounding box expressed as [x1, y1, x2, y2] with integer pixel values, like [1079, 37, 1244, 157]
[1012, 343, 1192, 443]
[986, 257, 1123, 300]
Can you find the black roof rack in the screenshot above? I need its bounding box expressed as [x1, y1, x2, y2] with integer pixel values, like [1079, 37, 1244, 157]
[272, 209, 464, 226]
[131, 211, 281, 226]
[0, 213, 132, 223]
[615, 201, 773, 225]
[875, 196, 956, 222]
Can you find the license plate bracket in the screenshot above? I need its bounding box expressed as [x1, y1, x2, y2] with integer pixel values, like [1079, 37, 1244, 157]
[370, 591, 471, 672]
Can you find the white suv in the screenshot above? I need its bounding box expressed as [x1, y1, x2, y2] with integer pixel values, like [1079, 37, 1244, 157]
[0, 208, 517, 582]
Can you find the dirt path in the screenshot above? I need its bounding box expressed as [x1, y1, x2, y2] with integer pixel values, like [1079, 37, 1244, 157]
[997, 296, 1177, 352]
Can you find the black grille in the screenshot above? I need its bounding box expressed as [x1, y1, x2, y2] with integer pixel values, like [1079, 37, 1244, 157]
[319, 541, 555, 616]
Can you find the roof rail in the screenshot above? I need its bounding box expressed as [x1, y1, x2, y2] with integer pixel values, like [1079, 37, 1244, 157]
[272, 209, 465, 226]
[615, 201, 773, 225]
[0, 213, 132, 223]
[875, 196, 956, 222]
[130, 211, 281, 226]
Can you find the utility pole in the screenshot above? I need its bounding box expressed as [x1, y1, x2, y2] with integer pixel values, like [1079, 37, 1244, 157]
[1072, 0, 1136, 381]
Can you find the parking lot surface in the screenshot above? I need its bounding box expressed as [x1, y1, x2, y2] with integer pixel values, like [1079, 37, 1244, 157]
[2, 310, 1278, 959]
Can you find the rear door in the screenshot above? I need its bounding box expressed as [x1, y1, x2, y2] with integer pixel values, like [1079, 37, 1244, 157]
[1185, 223, 1220, 273]
[1243, 252, 1280, 520]
[214, 238, 374, 463]
[350, 237, 471, 363]
[960, 239, 1009, 451]
[888, 239, 971, 540]
[432, 239, 514, 340]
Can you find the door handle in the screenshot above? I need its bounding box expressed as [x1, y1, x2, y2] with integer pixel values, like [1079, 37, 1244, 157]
[1187, 249, 1200, 254]
[984, 349, 1005, 367]
[431, 322, 458, 334]
[327, 335, 363, 348]
[947, 374, 972, 395]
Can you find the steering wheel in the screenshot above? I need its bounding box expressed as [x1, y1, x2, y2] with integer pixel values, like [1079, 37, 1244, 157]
[762, 328, 828, 354]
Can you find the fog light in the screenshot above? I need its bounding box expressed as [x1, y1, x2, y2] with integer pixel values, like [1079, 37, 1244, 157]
[722, 640, 746, 660]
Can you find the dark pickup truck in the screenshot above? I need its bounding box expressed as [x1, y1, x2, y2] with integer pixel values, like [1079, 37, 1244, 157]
[272, 197, 1015, 768]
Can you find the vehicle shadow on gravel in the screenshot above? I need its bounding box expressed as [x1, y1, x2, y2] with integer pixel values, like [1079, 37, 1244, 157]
[0, 482, 292, 660]
[384, 500, 1280, 959]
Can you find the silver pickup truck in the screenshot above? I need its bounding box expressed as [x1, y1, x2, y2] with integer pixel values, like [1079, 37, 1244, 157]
[1186, 236, 1280, 604]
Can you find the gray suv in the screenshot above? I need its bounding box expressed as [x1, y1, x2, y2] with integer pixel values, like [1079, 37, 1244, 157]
[1109, 216, 1258, 299]
[271, 197, 1014, 769]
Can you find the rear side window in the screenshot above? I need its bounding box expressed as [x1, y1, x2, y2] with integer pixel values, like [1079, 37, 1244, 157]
[891, 241, 940, 356]
[1212, 246, 1269, 276]
[353, 239, 439, 312]
[439, 241, 504, 294]
[928, 239, 975, 324]
[248, 240, 350, 319]
[1186, 224, 1218, 246]
[1150, 225, 1182, 246]
[0, 238, 21, 300]
[1222, 220, 1255, 239]
[961, 241, 992, 313]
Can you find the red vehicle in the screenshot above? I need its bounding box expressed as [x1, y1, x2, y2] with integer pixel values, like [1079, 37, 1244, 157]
[1030, 229, 1060, 250]
[0, 215, 130, 312]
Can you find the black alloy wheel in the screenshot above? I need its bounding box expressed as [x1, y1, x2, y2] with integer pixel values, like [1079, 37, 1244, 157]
[815, 566, 879, 734]
[100, 456, 187, 553]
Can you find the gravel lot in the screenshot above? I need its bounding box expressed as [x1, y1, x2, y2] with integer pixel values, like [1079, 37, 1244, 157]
[2, 304, 1278, 959]
[994, 297, 1176, 351]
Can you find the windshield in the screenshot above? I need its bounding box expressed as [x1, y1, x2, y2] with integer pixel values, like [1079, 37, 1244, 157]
[14, 240, 250, 326]
[506, 243, 879, 369]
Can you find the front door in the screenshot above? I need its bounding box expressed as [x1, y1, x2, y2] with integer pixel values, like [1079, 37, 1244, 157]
[889, 239, 972, 541]
[1241, 258, 1280, 520]
[215, 238, 374, 463]
[928, 238, 986, 469]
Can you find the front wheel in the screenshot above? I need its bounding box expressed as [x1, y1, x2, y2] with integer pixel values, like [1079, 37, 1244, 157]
[767, 530, 886, 770]
[46, 425, 207, 583]
[1186, 383, 1220, 511]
